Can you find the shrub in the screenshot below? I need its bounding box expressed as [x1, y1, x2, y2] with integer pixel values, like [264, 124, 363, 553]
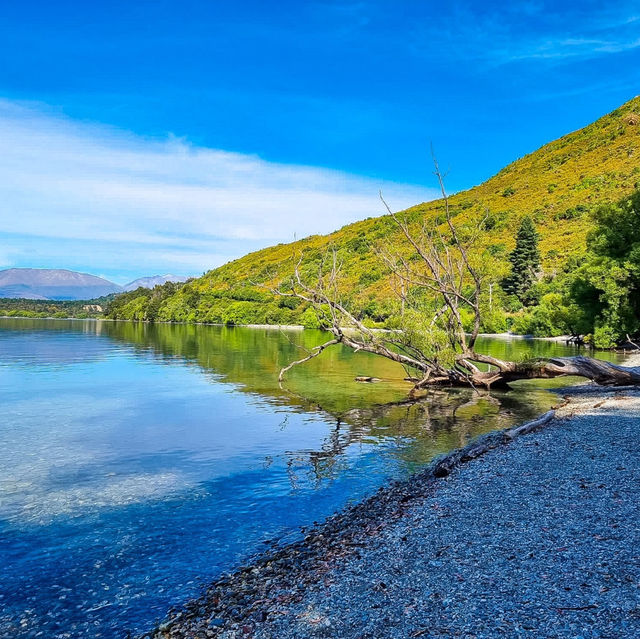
[480, 308, 508, 333]
[300, 307, 322, 329]
[593, 324, 620, 348]
[511, 293, 580, 337]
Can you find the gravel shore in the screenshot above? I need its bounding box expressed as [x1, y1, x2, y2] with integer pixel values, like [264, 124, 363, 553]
[147, 388, 640, 639]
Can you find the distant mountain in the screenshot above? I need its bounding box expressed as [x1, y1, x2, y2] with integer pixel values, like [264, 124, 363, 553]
[123, 274, 189, 291]
[0, 268, 122, 300]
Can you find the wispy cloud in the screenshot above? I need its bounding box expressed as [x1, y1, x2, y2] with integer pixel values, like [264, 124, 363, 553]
[409, 1, 640, 66]
[0, 100, 432, 282]
[499, 35, 640, 63]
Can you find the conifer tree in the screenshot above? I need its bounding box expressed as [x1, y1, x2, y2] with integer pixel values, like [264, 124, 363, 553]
[502, 216, 540, 304]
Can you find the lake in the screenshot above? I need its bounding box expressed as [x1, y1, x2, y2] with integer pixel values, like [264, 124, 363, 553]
[0, 319, 623, 638]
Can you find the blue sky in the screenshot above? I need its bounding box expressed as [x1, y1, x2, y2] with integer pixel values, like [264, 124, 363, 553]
[1, 1, 639, 283]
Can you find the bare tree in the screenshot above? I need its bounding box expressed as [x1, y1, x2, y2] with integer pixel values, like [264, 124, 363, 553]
[272, 158, 640, 392]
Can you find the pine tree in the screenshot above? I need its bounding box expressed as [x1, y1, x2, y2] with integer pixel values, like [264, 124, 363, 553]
[502, 216, 540, 304]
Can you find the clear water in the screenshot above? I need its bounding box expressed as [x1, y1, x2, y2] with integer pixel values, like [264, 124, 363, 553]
[0, 319, 624, 638]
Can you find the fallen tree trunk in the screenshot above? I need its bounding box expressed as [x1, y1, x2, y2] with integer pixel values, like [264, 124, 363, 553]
[414, 356, 640, 390]
[277, 328, 640, 392]
[527, 356, 640, 385]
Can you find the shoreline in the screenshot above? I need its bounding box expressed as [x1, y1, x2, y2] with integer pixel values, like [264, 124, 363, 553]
[0, 315, 307, 330]
[0, 317, 577, 339]
[142, 385, 640, 639]
[0, 315, 634, 351]
[0, 316, 613, 344]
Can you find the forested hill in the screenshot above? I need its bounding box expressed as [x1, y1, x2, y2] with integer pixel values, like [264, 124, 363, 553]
[107, 97, 640, 328]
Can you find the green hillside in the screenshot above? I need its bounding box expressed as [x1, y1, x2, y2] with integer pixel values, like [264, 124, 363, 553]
[107, 97, 640, 330]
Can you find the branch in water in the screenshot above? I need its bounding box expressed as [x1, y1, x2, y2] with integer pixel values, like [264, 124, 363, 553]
[279, 337, 341, 383]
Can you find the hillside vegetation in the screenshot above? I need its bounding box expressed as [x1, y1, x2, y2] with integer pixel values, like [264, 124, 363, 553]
[106, 98, 640, 341]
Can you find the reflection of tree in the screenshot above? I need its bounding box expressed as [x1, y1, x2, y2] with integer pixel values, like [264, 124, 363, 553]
[305, 419, 349, 485]
[278, 388, 546, 489]
[82, 320, 416, 415]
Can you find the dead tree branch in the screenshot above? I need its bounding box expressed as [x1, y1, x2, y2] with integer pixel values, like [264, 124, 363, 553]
[269, 156, 640, 392]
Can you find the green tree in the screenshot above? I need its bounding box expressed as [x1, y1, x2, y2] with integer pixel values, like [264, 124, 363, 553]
[502, 216, 541, 305]
[570, 190, 640, 346]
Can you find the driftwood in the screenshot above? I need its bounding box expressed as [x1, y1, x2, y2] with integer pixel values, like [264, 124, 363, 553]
[273, 273, 640, 391]
[504, 410, 555, 440]
[273, 262, 640, 390]
[431, 409, 559, 478]
[426, 355, 640, 389]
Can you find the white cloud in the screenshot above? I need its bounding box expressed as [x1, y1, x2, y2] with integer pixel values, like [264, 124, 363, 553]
[0, 100, 433, 281]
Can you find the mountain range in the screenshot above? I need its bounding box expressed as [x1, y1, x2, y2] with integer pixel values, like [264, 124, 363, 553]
[0, 269, 189, 301]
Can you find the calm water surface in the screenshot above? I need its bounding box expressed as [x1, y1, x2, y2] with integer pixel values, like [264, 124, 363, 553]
[0, 319, 624, 637]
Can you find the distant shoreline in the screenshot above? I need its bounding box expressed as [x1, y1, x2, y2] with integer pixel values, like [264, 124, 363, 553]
[0, 315, 307, 330]
[0, 316, 584, 341]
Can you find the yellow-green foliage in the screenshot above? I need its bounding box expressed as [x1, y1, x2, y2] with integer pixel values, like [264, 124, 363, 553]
[108, 97, 640, 326]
